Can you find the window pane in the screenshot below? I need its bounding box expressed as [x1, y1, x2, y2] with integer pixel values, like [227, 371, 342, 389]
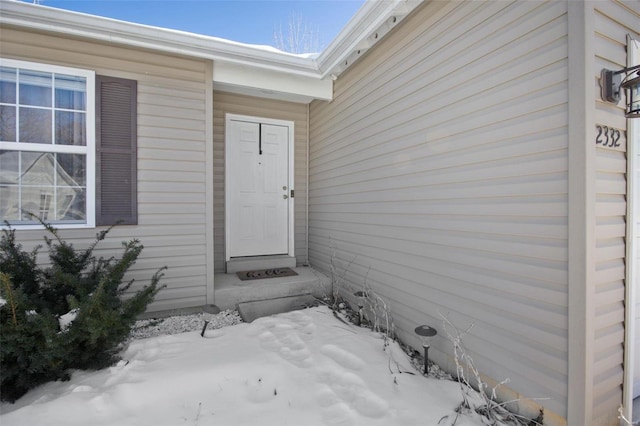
[56, 153, 86, 186]
[55, 74, 86, 110]
[0, 150, 19, 184]
[21, 152, 54, 186]
[19, 107, 52, 143]
[0, 105, 16, 141]
[1, 151, 87, 224]
[0, 67, 17, 104]
[57, 187, 85, 221]
[56, 153, 86, 221]
[55, 111, 86, 146]
[0, 186, 19, 220]
[19, 70, 52, 107]
[20, 186, 54, 221]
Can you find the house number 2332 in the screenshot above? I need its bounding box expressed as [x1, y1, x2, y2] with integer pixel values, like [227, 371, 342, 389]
[595, 125, 622, 148]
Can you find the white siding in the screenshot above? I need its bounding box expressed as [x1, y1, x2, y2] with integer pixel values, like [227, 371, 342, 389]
[592, 2, 640, 424]
[0, 27, 213, 312]
[310, 0, 569, 419]
[212, 91, 308, 272]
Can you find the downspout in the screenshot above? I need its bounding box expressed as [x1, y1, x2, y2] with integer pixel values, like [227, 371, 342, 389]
[305, 102, 310, 266]
[622, 34, 639, 423]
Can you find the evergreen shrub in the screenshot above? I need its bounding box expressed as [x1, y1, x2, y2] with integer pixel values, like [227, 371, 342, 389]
[0, 222, 165, 402]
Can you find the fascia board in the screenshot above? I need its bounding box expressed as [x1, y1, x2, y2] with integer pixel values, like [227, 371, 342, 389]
[316, 0, 424, 78]
[212, 83, 317, 104]
[0, 0, 320, 78]
[213, 62, 333, 102]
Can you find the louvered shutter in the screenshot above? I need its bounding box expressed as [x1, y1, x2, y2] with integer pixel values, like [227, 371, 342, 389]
[95, 75, 137, 226]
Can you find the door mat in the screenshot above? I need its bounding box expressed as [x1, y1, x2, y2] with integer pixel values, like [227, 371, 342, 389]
[237, 267, 298, 281]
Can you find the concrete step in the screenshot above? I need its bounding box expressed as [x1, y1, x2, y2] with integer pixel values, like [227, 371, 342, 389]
[237, 294, 318, 322]
[226, 255, 296, 273]
[214, 266, 330, 311]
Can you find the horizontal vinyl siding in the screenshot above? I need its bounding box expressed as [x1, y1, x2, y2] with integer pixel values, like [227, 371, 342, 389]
[309, 0, 569, 418]
[0, 27, 211, 312]
[591, 2, 639, 424]
[212, 91, 308, 272]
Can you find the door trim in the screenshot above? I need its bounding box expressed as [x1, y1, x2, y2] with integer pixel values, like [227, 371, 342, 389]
[224, 113, 295, 261]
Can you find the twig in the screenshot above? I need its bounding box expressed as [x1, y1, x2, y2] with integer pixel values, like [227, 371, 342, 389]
[330, 324, 357, 334]
[193, 402, 202, 425]
[439, 312, 542, 426]
[619, 405, 639, 426]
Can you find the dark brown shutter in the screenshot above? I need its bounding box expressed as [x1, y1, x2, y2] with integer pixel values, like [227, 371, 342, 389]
[95, 75, 137, 226]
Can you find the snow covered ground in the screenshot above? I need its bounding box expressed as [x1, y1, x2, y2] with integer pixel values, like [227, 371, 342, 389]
[1, 306, 490, 426]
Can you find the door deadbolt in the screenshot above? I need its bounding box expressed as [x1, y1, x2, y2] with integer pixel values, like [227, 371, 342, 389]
[282, 186, 287, 190]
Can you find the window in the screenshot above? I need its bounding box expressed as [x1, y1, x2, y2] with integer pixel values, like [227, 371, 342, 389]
[0, 59, 138, 229]
[0, 59, 95, 228]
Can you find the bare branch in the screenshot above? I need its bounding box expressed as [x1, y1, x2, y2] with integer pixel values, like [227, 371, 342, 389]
[273, 11, 321, 54]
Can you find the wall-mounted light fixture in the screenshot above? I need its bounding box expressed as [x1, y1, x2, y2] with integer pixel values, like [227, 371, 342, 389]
[601, 64, 640, 118]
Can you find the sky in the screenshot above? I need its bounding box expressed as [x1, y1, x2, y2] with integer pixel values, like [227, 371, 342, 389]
[23, 0, 365, 50]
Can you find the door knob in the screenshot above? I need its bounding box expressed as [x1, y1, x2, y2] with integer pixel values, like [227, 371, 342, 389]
[283, 194, 289, 199]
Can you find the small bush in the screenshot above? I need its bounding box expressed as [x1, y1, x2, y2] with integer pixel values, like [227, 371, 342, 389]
[0, 223, 165, 402]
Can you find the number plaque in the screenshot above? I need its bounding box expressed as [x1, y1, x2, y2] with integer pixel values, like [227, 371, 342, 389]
[595, 125, 626, 151]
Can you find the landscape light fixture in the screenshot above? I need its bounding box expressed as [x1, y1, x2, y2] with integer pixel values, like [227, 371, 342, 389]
[414, 325, 437, 375]
[354, 291, 366, 326]
[600, 64, 640, 118]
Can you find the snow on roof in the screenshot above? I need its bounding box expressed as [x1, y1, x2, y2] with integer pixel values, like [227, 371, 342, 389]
[0, 0, 423, 102]
[0, 0, 423, 79]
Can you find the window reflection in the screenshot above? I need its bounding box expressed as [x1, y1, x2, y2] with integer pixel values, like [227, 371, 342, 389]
[57, 153, 86, 185]
[0, 105, 16, 141]
[55, 74, 86, 110]
[58, 187, 85, 220]
[0, 67, 17, 104]
[19, 107, 52, 143]
[19, 69, 52, 107]
[21, 152, 55, 185]
[55, 111, 86, 145]
[1, 61, 90, 225]
[0, 150, 86, 222]
[0, 186, 19, 221]
[0, 150, 19, 184]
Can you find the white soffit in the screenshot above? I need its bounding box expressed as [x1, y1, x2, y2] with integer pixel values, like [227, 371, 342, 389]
[213, 62, 333, 104]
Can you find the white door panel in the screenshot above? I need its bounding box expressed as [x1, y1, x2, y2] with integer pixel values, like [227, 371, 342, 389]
[227, 119, 290, 258]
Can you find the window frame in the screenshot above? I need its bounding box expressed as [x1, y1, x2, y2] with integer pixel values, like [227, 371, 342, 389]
[0, 58, 96, 229]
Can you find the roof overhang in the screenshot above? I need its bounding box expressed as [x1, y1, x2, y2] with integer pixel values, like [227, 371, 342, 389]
[213, 62, 333, 104]
[0, 0, 424, 103]
[316, 0, 423, 79]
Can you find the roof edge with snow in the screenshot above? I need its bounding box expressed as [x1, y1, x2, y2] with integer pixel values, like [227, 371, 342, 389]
[0, 0, 424, 101]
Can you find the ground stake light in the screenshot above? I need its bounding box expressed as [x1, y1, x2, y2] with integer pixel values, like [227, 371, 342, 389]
[200, 320, 209, 337]
[600, 64, 640, 118]
[354, 291, 366, 326]
[414, 325, 437, 375]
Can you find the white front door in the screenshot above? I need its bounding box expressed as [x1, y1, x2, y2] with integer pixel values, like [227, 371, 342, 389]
[225, 115, 293, 259]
